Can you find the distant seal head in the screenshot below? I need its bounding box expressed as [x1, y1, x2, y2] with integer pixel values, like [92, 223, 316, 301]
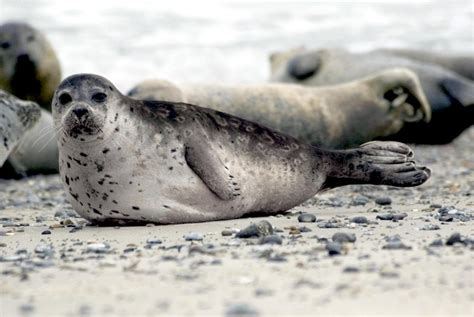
[0, 89, 41, 167]
[53, 74, 430, 225]
[128, 68, 431, 149]
[269, 47, 474, 144]
[0, 22, 61, 110]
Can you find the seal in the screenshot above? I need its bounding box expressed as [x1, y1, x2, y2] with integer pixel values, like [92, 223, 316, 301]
[378, 48, 474, 81]
[0, 22, 61, 110]
[0, 89, 41, 167]
[53, 74, 430, 225]
[269, 47, 474, 144]
[128, 68, 431, 149]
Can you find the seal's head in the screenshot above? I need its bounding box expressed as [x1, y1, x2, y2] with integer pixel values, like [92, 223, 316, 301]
[53, 74, 121, 142]
[0, 22, 61, 108]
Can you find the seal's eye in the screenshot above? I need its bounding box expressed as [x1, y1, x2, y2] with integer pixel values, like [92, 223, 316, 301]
[1, 42, 10, 50]
[59, 93, 72, 105]
[92, 92, 107, 103]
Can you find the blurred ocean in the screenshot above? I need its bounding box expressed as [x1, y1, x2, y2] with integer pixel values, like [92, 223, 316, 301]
[2, 0, 473, 92]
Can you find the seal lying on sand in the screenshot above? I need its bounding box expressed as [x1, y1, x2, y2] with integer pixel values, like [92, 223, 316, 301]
[128, 68, 430, 149]
[378, 48, 474, 80]
[0, 90, 41, 167]
[0, 22, 61, 110]
[270, 47, 474, 144]
[53, 74, 430, 225]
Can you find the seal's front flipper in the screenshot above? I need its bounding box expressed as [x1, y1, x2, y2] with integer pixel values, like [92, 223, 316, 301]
[323, 141, 430, 189]
[184, 141, 240, 201]
[441, 77, 474, 107]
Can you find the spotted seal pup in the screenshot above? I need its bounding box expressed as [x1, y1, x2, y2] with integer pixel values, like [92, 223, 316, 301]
[270, 47, 474, 144]
[0, 22, 61, 110]
[53, 74, 430, 224]
[128, 68, 430, 149]
[0, 89, 41, 167]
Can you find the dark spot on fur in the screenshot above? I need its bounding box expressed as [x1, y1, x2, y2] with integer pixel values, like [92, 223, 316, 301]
[132, 206, 140, 210]
[102, 148, 110, 154]
[92, 208, 103, 216]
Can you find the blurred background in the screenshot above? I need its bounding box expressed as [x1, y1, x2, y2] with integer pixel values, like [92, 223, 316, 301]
[2, 0, 473, 91]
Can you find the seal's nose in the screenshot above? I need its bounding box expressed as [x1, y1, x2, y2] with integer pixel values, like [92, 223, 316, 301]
[72, 107, 89, 119]
[16, 53, 31, 65]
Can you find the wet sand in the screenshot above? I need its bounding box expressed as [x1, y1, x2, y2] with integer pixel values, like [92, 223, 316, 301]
[0, 127, 473, 317]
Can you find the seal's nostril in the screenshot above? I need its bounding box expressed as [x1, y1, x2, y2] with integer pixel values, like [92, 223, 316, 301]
[72, 108, 89, 119]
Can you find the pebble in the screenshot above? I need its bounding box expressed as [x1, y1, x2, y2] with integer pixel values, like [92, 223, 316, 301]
[332, 232, 356, 243]
[382, 235, 412, 250]
[236, 220, 273, 238]
[351, 195, 370, 206]
[184, 232, 203, 241]
[34, 244, 54, 257]
[221, 229, 234, 236]
[326, 242, 342, 256]
[146, 238, 162, 245]
[226, 303, 260, 317]
[85, 243, 111, 254]
[259, 234, 283, 245]
[343, 266, 360, 273]
[375, 197, 392, 205]
[41, 230, 51, 235]
[429, 239, 444, 247]
[297, 213, 316, 223]
[350, 216, 368, 224]
[376, 212, 407, 221]
[446, 233, 464, 246]
[420, 224, 440, 231]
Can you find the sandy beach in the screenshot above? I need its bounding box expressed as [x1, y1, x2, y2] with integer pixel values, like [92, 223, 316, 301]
[1, 127, 473, 317]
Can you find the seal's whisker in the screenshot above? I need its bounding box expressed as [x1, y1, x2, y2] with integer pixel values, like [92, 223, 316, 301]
[30, 126, 56, 147]
[38, 126, 62, 153]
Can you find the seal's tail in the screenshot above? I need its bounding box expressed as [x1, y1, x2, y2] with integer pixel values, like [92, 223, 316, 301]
[322, 141, 431, 189]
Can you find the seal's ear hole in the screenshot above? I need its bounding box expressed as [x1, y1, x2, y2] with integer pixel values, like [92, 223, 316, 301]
[59, 93, 72, 106]
[27, 35, 35, 42]
[1, 42, 10, 50]
[92, 92, 107, 103]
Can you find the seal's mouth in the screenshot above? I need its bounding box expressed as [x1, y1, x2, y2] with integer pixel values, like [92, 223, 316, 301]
[11, 54, 42, 101]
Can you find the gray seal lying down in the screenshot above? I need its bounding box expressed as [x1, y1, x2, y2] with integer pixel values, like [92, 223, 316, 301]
[53, 74, 430, 225]
[270, 47, 474, 144]
[128, 68, 430, 149]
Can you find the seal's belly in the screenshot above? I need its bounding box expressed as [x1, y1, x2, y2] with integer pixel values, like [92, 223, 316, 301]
[60, 143, 320, 224]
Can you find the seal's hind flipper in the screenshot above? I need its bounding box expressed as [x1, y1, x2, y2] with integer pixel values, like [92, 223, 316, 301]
[184, 139, 241, 201]
[323, 141, 430, 189]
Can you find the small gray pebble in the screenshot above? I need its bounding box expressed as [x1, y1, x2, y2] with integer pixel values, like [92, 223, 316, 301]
[326, 242, 342, 256]
[236, 220, 273, 238]
[259, 234, 283, 245]
[221, 229, 234, 236]
[375, 197, 392, 205]
[332, 232, 356, 243]
[429, 239, 444, 247]
[184, 232, 203, 241]
[41, 230, 51, 235]
[351, 216, 368, 224]
[297, 213, 316, 223]
[226, 303, 260, 317]
[446, 233, 463, 246]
